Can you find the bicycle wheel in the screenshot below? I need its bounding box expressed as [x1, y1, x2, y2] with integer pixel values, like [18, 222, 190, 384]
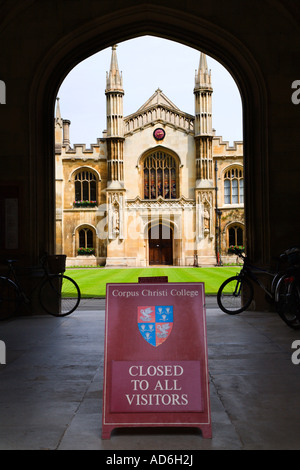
[39, 274, 81, 316]
[217, 275, 254, 314]
[276, 275, 300, 329]
[0, 277, 20, 319]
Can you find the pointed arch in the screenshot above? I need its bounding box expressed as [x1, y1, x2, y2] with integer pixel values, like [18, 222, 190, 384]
[68, 166, 101, 182]
[29, 4, 268, 265]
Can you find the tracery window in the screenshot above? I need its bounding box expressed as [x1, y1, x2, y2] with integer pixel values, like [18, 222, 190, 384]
[75, 170, 97, 202]
[143, 152, 178, 199]
[224, 167, 244, 204]
[228, 224, 244, 247]
[77, 227, 95, 255]
[79, 228, 93, 248]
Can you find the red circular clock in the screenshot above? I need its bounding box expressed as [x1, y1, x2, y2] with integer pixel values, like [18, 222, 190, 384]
[153, 128, 165, 140]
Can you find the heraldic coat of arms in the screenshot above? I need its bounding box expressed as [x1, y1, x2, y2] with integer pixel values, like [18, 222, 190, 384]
[137, 305, 173, 347]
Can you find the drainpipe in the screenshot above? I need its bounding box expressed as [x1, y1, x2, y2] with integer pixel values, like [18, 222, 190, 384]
[215, 161, 222, 266]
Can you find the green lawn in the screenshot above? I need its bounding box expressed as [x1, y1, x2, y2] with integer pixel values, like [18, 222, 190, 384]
[66, 266, 241, 298]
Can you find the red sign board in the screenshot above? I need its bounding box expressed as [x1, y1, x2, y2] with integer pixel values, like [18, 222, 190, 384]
[102, 282, 212, 439]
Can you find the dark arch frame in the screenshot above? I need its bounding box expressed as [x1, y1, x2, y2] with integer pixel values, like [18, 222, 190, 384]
[28, 4, 269, 264]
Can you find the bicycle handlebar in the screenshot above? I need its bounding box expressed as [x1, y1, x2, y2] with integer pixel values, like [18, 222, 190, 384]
[232, 246, 300, 269]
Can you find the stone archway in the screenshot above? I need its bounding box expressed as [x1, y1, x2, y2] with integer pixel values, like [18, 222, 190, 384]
[29, 5, 268, 280]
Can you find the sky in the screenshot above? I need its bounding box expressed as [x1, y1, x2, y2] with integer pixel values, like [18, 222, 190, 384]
[57, 36, 243, 146]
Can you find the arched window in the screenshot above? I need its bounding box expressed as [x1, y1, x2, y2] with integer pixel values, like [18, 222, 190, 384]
[224, 167, 244, 204]
[143, 151, 178, 200]
[78, 227, 95, 255]
[75, 170, 97, 203]
[228, 224, 244, 248]
[79, 228, 93, 248]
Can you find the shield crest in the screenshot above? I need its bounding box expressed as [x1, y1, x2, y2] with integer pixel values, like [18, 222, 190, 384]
[138, 305, 173, 347]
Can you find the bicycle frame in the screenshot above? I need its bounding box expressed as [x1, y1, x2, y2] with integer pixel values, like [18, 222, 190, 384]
[218, 247, 300, 319]
[3, 259, 47, 306]
[1, 255, 80, 317]
[235, 251, 280, 300]
[3, 262, 30, 304]
[274, 268, 300, 303]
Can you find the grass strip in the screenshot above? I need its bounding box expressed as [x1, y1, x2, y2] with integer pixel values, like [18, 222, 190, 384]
[66, 266, 241, 297]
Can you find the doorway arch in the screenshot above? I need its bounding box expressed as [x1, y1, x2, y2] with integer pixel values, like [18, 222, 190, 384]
[29, 5, 268, 267]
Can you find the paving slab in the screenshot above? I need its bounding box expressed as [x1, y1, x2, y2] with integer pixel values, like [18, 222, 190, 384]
[0, 298, 300, 450]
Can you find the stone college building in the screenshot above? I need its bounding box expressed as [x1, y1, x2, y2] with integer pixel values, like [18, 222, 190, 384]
[55, 45, 244, 267]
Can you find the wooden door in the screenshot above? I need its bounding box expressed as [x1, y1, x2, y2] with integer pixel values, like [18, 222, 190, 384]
[149, 224, 173, 265]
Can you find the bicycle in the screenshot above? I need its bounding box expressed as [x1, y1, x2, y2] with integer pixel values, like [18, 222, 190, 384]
[0, 254, 81, 318]
[217, 247, 283, 315]
[274, 247, 300, 329]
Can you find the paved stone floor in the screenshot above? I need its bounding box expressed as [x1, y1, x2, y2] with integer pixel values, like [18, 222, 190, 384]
[1, 297, 300, 450]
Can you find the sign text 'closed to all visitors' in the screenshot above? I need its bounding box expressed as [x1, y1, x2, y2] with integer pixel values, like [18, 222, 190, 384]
[102, 282, 212, 439]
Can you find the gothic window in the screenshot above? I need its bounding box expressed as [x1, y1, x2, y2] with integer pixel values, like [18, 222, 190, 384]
[79, 228, 93, 248]
[143, 152, 178, 200]
[228, 224, 244, 247]
[224, 167, 244, 204]
[78, 227, 95, 255]
[75, 170, 97, 202]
